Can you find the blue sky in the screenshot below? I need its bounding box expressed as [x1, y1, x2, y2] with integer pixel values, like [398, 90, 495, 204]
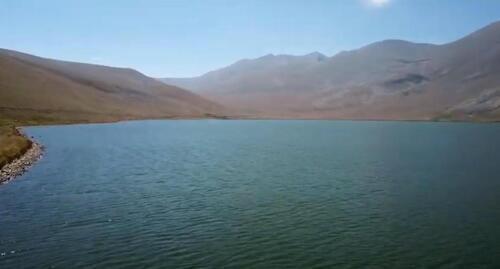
[1, 0, 500, 77]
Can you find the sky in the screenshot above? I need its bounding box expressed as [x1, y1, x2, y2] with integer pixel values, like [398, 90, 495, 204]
[1, 0, 500, 77]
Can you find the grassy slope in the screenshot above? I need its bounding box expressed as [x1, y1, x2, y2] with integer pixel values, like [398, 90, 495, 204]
[0, 48, 226, 124]
[0, 120, 31, 169]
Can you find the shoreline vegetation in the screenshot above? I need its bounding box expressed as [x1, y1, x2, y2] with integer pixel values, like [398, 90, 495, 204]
[0, 138, 43, 184]
[0, 126, 31, 168]
[0, 125, 42, 184]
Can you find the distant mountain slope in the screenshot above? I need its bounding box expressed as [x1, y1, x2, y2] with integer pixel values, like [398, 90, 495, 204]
[0, 49, 224, 124]
[161, 21, 500, 121]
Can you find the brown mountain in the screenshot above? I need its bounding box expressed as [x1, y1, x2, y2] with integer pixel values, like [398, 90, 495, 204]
[0, 49, 224, 125]
[161, 21, 500, 121]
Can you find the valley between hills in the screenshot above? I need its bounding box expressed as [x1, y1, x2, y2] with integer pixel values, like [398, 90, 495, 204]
[1, 21, 500, 171]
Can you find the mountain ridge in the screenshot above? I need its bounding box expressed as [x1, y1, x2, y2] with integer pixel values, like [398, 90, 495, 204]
[0, 48, 226, 125]
[161, 21, 500, 121]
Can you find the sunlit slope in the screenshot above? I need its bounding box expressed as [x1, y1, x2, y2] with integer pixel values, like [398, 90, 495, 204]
[0, 49, 224, 124]
[162, 21, 500, 121]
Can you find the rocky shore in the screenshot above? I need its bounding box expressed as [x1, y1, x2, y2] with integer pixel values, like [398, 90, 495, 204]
[0, 140, 43, 184]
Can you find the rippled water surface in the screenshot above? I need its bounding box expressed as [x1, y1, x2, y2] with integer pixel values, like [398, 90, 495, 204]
[1, 120, 500, 268]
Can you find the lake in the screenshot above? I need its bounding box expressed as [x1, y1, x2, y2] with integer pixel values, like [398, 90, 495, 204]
[1, 120, 500, 268]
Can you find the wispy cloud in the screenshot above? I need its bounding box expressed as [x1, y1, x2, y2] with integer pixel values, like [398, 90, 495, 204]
[364, 0, 391, 8]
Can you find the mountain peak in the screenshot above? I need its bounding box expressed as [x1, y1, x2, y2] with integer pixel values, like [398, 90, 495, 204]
[362, 39, 421, 50]
[259, 53, 276, 59]
[458, 20, 500, 41]
[304, 51, 328, 61]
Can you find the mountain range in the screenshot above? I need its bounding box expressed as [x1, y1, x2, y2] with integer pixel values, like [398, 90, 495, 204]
[161, 21, 500, 121]
[1, 21, 499, 124]
[0, 49, 224, 125]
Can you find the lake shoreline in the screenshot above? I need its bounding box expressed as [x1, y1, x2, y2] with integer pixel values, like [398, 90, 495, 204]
[0, 129, 44, 185]
[18, 116, 500, 129]
[1, 115, 498, 184]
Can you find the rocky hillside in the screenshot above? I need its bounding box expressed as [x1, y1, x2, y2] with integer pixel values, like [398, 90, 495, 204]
[162, 21, 500, 121]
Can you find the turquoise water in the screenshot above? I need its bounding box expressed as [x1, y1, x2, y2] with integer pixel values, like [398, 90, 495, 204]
[1, 120, 500, 268]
